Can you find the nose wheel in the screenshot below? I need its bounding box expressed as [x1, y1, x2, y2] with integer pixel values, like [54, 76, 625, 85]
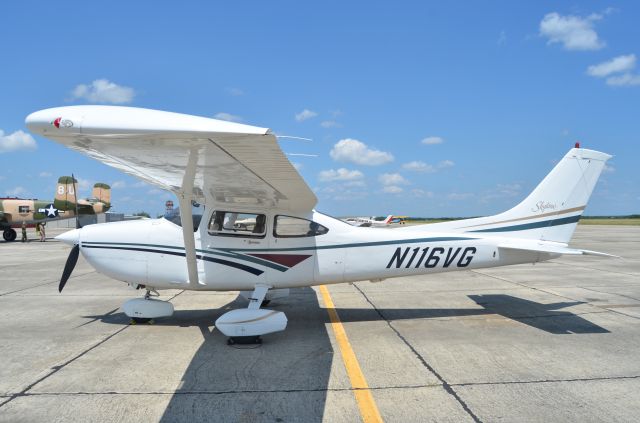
[122, 287, 174, 324]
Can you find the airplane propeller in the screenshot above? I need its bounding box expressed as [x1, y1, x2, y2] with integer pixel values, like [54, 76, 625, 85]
[59, 244, 79, 293]
[59, 173, 81, 293]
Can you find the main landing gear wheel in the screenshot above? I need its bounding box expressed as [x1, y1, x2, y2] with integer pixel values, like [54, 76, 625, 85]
[130, 317, 154, 325]
[3, 229, 17, 242]
[228, 336, 262, 345]
[216, 284, 288, 346]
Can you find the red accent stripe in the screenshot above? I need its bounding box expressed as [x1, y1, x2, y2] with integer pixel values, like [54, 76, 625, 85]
[247, 253, 311, 268]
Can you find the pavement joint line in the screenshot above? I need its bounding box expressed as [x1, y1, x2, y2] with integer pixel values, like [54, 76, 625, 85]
[319, 285, 384, 423]
[579, 286, 640, 303]
[352, 283, 483, 423]
[471, 270, 640, 321]
[0, 290, 185, 410]
[451, 374, 640, 387]
[547, 260, 638, 277]
[0, 271, 96, 297]
[0, 383, 445, 398]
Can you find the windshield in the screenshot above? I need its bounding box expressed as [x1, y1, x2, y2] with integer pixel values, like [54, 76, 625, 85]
[163, 207, 203, 232]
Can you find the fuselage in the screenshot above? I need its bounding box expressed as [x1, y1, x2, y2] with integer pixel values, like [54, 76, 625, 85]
[69, 210, 553, 291]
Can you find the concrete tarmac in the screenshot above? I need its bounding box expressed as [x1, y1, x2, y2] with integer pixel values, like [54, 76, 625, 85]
[0, 226, 639, 422]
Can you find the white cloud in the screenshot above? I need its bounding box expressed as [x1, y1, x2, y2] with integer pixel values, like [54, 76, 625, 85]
[330, 138, 394, 166]
[111, 180, 127, 189]
[411, 189, 434, 198]
[226, 87, 244, 96]
[421, 136, 444, 145]
[148, 188, 165, 195]
[498, 30, 507, 45]
[132, 181, 149, 188]
[76, 178, 91, 190]
[318, 168, 364, 182]
[379, 173, 409, 186]
[292, 162, 303, 171]
[539, 12, 605, 51]
[606, 73, 640, 86]
[402, 161, 433, 172]
[402, 160, 454, 173]
[295, 109, 318, 122]
[587, 54, 636, 77]
[603, 164, 615, 173]
[5, 186, 27, 196]
[382, 185, 403, 194]
[214, 112, 243, 122]
[320, 120, 341, 128]
[71, 79, 135, 104]
[39, 171, 52, 177]
[0, 130, 37, 153]
[448, 192, 473, 201]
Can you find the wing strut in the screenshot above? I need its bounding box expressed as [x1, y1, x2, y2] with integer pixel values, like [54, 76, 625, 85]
[179, 147, 200, 288]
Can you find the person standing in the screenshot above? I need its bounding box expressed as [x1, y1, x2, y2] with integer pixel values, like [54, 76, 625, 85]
[21, 221, 27, 242]
[40, 222, 46, 242]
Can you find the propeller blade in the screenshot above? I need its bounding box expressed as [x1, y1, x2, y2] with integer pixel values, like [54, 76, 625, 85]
[59, 244, 80, 293]
[72, 173, 82, 229]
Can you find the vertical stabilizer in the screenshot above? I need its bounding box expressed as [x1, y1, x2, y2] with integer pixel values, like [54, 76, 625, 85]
[92, 183, 111, 207]
[54, 176, 77, 211]
[405, 147, 611, 243]
[463, 147, 611, 242]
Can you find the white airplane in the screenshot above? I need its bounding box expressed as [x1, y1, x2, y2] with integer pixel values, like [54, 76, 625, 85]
[343, 215, 394, 227]
[26, 106, 615, 343]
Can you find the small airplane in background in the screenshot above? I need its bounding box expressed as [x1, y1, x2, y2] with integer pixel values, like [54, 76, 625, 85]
[26, 105, 615, 345]
[0, 176, 111, 241]
[344, 215, 394, 227]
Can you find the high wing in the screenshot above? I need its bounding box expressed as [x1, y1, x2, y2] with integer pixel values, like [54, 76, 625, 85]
[26, 106, 317, 287]
[26, 106, 317, 212]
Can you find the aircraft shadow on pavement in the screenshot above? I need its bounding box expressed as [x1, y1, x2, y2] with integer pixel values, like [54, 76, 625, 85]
[87, 287, 334, 422]
[333, 294, 609, 335]
[84, 292, 610, 336]
[80, 291, 608, 420]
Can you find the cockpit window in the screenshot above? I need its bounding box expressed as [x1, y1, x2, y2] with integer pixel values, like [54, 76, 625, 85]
[163, 207, 202, 232]
[274, 215, 329, 238]
[208, 211, 266, 238]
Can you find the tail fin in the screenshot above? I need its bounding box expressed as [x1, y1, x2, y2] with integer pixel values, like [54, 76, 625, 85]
[384, 215, 393, 224]
[92, 183, 111, 206]
[408, 147, 611, 243]
[53, 176, 77, 211]
[462, 148, 611, 242]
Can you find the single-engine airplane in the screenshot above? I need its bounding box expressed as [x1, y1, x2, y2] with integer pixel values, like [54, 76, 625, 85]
[343, 215, 394, 227]
[25, 106, 615, 343]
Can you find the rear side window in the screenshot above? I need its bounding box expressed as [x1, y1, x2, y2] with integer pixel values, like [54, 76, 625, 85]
[274, 215, 329, 238]
[208, 211, 266, 237]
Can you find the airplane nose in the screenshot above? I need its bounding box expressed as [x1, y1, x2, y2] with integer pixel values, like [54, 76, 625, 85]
[56, 228, 81, 246]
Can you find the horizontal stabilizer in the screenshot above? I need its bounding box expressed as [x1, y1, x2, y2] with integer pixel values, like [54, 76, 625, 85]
[498, 241, 619, 258]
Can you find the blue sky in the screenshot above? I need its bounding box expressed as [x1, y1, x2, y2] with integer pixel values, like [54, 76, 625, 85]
[1, 1, 638, 217]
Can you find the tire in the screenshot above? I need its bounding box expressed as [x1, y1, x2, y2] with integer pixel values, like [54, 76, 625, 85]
[3, 229, 17, 242]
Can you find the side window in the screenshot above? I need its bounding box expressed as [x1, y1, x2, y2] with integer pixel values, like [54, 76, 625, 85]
[208, 211, 266, 237]
[274, 215, 329, 238]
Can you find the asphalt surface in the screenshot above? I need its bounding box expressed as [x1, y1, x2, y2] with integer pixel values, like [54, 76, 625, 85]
[0, 225, 639, 422]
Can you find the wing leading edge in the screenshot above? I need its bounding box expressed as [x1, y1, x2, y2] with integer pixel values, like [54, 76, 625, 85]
[26, 105, 317, 213]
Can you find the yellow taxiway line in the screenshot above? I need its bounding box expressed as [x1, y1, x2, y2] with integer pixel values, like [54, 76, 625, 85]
[319, 285, 383, 423]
